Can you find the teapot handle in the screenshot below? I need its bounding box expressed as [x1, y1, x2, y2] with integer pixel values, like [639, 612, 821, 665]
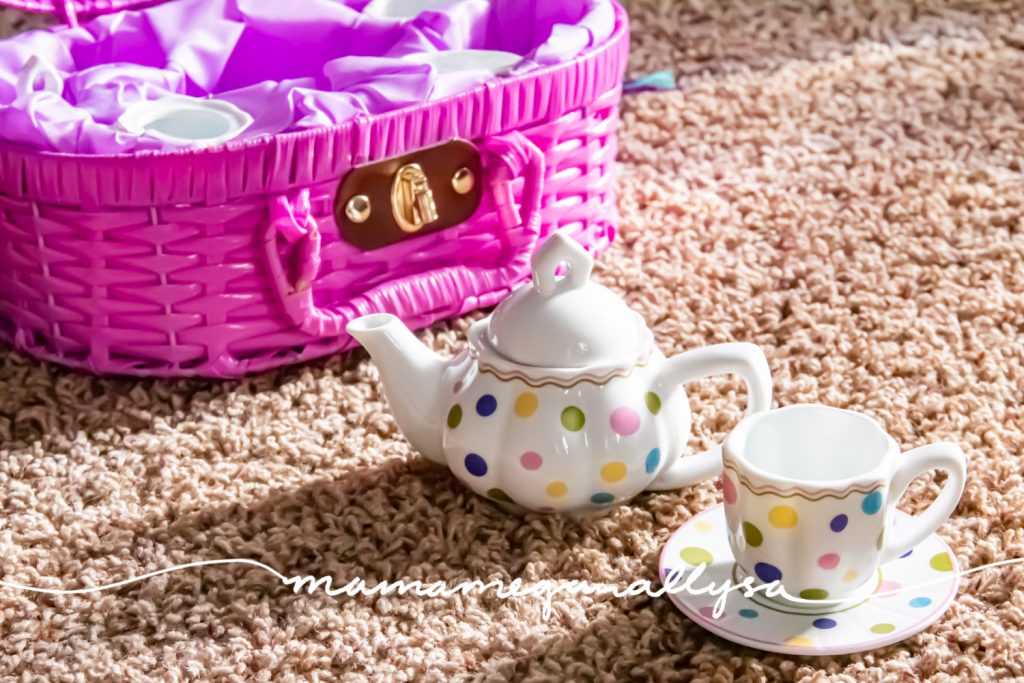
[646, 343, 772, 491]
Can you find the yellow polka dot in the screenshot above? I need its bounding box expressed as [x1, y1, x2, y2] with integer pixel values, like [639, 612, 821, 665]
[695, 520, 713, 532]
[786, 636, 814, 647]
[546, 481, 567, 498]
[601, 461, 627, 483]
[843, 570, 859, 583]
[871, 623, 896, 635]
[929, 552, 953, 572]
[679, 547, 713, 565]
[514, 392, 538, 418]
[769, 505, 798, 529]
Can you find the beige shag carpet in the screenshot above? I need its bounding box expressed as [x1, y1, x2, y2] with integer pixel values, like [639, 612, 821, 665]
[2, 1, 1024, 680]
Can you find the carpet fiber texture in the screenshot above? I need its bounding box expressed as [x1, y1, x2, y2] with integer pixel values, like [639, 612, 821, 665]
[2, 1, 1023, 680]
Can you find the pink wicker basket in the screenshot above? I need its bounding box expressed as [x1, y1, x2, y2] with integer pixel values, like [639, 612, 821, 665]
[0, 0, 628, 377]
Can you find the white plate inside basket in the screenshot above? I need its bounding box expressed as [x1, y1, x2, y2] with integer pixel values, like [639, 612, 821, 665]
[117, 96, 253, 148]
[364, 0, 462, 20]
[407, 49, 522, 76]
[658, 504, 961, 656]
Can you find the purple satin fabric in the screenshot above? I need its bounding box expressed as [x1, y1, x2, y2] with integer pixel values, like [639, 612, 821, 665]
[0, 0, 614, 153]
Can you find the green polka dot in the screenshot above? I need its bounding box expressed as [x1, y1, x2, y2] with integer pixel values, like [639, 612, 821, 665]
[561, 406, 585, 431]
[645, 392, 661, 415]
[871, 623, 896, 634]
[679, 547, 714, 566]
[799, 588, 829, 601]
[929, 552, 953, 572]
[876, 530, 884, 550]
[743, 521, 763, 548]
[447, 404, 462, 429]
[487, 488, 514, 503]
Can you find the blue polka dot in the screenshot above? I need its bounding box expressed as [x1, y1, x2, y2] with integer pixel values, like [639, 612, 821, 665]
[754, 562, 782, 583]
[862, 491, 883, 515]
[464, 453, 487, 477]
[830, 514, 848, 532]
[738, 608, 758, 619]
[909, 597, 932, 608]
[475, 394, 497, 417]
[813, 618, 837, 629]
[900, 549, 913, 558]
[645, 448, 661, 474]
[590, 492, 615, 505]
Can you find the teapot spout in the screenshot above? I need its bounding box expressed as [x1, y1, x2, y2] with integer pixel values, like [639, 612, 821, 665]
[347, 313, 447, 463]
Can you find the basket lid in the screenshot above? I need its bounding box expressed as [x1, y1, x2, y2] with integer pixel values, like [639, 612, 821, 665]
[0, 0, 160, 26]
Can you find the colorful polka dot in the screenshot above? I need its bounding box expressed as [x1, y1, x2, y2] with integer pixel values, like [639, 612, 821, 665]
[610, 407, 641, 436]
[476, 394, 497, 417]
[742, 522, 763, 548]
[813, 618, 837, 629]
[830, 514, 848, 532]
[862, 490, 883, 515]
[464, 453, 487, 477]
[738, 608, 758, 619]
[800, 588, 829, 601]
[520, 451, 542, 470]
[909, 597, 932, 608]
[870, 623, 896, 635]
[818, 553, 840, 570]
[769, 505, 798, 528]
[695, 520, 713, 532]
[787, 636, 814, 647]
[447, 404, 462, 429]
[901, 549, 913, 558]
[514, 392, 538, 418]
[546, 481, 567, 498]
[843, 570, 859, 583]
[721, 474, 737, 505]
[452, 380, 462, 394]
[590, 492, 615, 505]
[561, 406, 585, 431]
[754, 562, 782, 583]
[645, 392, 662, 414]
[645, 448, 661, 474]
[487, 488, 513, 503]
[698, 606, 718, 620]
[877, 580, 901, 596]
[679, 547, 714, 566]
[929, 552, 953, 572]
[601, 461, 627, 483]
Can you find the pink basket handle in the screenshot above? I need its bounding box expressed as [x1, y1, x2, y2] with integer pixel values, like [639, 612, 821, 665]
[264, 132, 545, 338]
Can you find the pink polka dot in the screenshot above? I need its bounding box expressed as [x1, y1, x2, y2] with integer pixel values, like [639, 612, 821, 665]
[721, 474, 737, 505]
[520, 451, 543, 470]
[877, 580, 901, 596]
[818, 553, 840, 569]
[698, 606, 720, 620]
[453, 380, 462, 394]
[609, 407, 641, 436]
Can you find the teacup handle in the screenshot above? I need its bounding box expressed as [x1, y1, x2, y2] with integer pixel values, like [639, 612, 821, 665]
[646, 343, 772, 491]
[880, 442, 967, 564]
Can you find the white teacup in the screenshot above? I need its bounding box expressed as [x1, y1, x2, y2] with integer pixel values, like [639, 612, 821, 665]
[721, 404, 966, 608]
[117, 95, 253, 148]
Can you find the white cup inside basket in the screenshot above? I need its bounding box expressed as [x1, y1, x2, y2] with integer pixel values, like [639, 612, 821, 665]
[117, 96, 254, 148]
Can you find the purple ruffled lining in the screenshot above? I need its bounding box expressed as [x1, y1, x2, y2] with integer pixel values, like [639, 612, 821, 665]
[0, 0, 614, 153]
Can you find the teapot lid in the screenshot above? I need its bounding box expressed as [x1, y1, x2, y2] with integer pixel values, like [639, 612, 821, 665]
[484, 233, 649, 368]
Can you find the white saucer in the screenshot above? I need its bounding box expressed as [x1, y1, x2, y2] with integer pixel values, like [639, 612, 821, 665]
[659, 504, 960, 656]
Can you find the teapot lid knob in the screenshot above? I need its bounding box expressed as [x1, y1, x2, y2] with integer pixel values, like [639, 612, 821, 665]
[531, 232, 593, 296]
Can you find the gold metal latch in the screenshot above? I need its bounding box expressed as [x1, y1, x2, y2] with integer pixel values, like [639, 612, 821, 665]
[391, 163, 438, 233]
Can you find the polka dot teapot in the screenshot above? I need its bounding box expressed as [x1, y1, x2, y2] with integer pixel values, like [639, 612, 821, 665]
[348, 234, 774, 514]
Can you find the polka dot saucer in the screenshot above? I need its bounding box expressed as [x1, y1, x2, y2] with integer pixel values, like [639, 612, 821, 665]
[659, 504, 960, 656]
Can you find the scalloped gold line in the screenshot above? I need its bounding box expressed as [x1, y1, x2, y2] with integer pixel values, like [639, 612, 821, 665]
[723, 462, 884, 501]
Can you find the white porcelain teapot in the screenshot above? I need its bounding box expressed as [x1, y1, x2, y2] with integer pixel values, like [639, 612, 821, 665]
[348, 234, 773, 514]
